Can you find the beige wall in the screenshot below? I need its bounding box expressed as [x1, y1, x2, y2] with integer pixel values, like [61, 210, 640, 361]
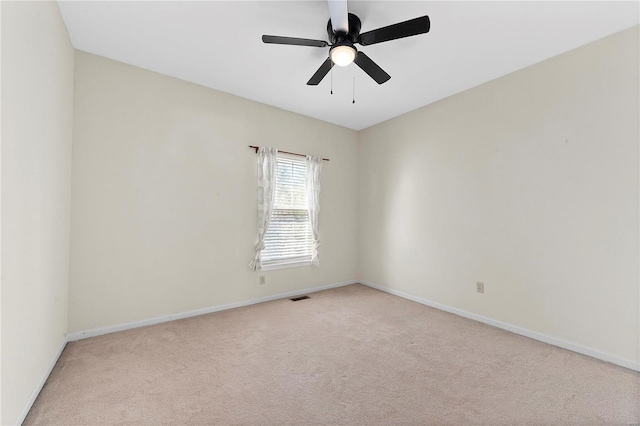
[1, 1, 75, 424]
[68, 52, 359, 333]
[358, 27, 640, 364]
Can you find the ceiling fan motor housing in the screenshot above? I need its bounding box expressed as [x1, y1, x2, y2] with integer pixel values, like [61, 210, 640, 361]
[327, 13, 362, 44]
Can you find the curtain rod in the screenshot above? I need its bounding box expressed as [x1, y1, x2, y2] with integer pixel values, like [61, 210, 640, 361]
[248, 146, 330, 162]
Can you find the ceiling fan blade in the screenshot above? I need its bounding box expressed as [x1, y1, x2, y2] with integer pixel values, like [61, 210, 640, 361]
[328, 0, 349, 33]
[354, 52, 390, 84]
[358, 15, 430, 46]
[307, 58, 334, 85]
[262, 35, 328, 48]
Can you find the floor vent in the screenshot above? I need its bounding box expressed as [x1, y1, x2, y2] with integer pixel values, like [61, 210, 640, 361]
[290, 295, 310, 302]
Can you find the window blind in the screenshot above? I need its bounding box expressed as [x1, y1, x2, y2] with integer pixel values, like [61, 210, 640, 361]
[262, 156, 314, 268]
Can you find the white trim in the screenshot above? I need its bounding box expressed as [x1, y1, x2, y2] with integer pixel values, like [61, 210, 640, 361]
[261, 259, 312, 271]
[15, 336, 69, 426]
[360, 280, 640, 372]
[67, 280, 357, 342]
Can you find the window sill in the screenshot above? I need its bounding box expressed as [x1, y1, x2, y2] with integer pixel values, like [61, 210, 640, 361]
[261, 260, 313, 271]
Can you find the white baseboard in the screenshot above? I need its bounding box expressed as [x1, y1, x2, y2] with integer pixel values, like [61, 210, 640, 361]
[67, 279, 358, 342]
[360, 280, 640, 372]
[15, 336, 69, 426]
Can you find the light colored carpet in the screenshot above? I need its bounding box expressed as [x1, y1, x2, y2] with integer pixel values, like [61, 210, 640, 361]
[25, 284, 640, 425]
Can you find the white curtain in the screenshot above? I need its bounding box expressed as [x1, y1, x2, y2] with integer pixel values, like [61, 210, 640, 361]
[306, 155, 322, 266]
[249, 146, 278, 271]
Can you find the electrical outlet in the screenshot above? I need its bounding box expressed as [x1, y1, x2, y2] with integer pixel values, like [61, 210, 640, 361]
[476, 282, 484, 293]
[260, 275, 266, 285]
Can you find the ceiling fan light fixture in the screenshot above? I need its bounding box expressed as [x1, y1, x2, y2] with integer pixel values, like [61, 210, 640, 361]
[330, 44, 356, 66]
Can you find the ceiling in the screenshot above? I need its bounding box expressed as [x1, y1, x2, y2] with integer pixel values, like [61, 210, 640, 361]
[57, 1, 639, 131]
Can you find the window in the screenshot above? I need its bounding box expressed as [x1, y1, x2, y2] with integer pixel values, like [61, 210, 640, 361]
[249, 147, 322, 272]
[261, 155, 314, 270]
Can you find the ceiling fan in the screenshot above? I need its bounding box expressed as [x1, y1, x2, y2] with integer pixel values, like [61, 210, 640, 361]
[262, 1, 430, 86]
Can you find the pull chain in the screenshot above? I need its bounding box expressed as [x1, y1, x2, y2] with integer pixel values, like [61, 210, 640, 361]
[330, 63, 333, 95]
[352, 76, 355, 104]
